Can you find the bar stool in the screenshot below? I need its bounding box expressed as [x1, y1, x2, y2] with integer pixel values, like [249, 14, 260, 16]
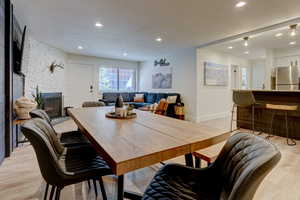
[231, 90, 256, 133]
[266, 104, 297, 146]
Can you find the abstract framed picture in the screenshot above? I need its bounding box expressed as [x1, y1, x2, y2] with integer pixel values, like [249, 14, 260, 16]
[204, 62, 228, 86]
[152, 65, 172, 89]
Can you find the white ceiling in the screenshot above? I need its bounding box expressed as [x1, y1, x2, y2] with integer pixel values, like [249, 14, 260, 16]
[207, 23, 300, 60]
[12, 0, 300, 61]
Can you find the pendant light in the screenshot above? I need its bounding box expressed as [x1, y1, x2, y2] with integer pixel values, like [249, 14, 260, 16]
[290, 24, 297, 37]
[243, 37, 249, 47]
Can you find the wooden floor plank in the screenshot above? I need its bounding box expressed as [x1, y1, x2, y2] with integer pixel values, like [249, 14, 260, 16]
[0, 117, 300, 199]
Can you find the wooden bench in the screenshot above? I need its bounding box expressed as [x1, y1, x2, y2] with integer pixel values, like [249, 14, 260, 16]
[193, 141, 226, 168]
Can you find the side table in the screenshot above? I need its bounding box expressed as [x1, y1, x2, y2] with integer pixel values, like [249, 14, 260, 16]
[13, 119, 30, 147]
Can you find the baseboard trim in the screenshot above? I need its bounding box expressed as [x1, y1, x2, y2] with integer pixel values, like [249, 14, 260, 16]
[196, 111, 231, 122]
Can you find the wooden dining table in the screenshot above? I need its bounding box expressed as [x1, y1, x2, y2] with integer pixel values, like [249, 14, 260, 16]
[68, 106, 230, 200]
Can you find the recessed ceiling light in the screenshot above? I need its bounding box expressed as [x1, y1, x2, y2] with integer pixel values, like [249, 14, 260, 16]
[244, 51, 249, 54]
[123, 53, 128, 56]
[228, 46, 234, 49]
[289, 41, 296, 45]
[236, 1, 246, 8]
[156, 37, 162, 42]
[275, 33, 283, 37]
[77, 46, 83, 50]
[95, 22, 103, 27]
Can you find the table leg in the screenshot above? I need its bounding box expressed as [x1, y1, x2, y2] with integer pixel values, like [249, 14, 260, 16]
[117, 175, 124, 200]
[117, 175, 142, 200]
[185, 153, 194, 167]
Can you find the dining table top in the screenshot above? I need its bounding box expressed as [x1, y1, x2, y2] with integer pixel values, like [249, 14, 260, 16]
[68, 106, 230, 175]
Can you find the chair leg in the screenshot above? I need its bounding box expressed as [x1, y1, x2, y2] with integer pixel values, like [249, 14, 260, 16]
[49, 185, 56, 200]
[87, 180, 91, 190]
[93, 179, 98, 197]
[256, 108, 263, 135]
[195, 157, 201, 168]
[44, 183, 49, 200]
[55, 187, 61, 200]
[252, 105, 255, 134]
[266, 110, 276, 140]
[230, 105, 235, 132]
[99, 177, 108, 200]
[285, 111, 296, 146]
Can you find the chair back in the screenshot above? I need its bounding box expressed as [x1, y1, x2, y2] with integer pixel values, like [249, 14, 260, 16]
[30, 109, 52, 125]
[21, 118, 65, 185]
[232, 90, 255, 107]
[82, 101, 105, 107]
[214, 132, 281, 200]
[30, 109, 59, 135]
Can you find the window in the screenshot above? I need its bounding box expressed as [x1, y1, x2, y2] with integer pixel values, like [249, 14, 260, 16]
[99, 67, 136, 91]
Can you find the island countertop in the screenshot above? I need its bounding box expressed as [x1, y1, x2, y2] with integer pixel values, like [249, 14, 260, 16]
[232, 89, 300, 93]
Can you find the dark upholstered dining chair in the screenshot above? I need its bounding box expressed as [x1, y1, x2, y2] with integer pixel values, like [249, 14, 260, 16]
[82, 101, 105, 107]
[142, 132, 281, 200]
[21, 118, 112, 200]
[30, 109, 89, 147]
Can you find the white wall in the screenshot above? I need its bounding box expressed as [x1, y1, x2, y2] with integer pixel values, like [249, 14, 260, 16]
[273, 46, 300, 67]
[196, 48, 251, 122]
[64, 54, 139, 107]
[22, 36, 139, 107]
[139, 48, 197, 121]
[251, 59, 266, 89]
[22, 36, 67, 98]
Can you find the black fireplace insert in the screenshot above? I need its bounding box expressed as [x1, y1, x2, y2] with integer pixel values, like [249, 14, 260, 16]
[41, 92, 63, 119]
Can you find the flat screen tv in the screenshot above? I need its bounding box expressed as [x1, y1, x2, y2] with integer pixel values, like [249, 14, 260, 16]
[12, 15, 26, 75]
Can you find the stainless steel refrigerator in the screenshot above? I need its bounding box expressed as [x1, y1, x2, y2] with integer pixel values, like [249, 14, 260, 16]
[275, 65, 299, 90]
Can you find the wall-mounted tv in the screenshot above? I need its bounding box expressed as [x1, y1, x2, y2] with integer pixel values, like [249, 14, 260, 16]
[12, 14, 26, 76]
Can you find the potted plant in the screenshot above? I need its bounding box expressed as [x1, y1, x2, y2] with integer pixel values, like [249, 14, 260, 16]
[32, 86, 43, 109]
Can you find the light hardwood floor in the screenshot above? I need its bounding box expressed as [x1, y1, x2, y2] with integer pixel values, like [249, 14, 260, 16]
[0, 117, 300, 200]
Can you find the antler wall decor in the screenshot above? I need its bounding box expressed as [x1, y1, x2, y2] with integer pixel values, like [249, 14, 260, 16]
[49, 61, 64, 73]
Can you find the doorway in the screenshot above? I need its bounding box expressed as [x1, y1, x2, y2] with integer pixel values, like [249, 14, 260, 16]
[65, 63, 98, 107]
[231, 65, 239, 90]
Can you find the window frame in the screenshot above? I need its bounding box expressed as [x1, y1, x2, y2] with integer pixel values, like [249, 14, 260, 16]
[98, 66, 137, 92]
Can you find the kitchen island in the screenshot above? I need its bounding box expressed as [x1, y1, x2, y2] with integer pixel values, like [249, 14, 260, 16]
[235, 89, 300, 140]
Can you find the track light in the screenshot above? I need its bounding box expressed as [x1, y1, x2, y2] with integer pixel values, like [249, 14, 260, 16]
[243, 37, 249, 47]
[290, 24, 297, 37]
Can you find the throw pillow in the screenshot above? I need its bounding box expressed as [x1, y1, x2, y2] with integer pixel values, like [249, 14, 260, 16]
[134, 94, 144, 102]
[155, 99, 168, 115]
[135, 94, 144, 98]
[167, 95, 177, 104]
[134, 97, 144, 102]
